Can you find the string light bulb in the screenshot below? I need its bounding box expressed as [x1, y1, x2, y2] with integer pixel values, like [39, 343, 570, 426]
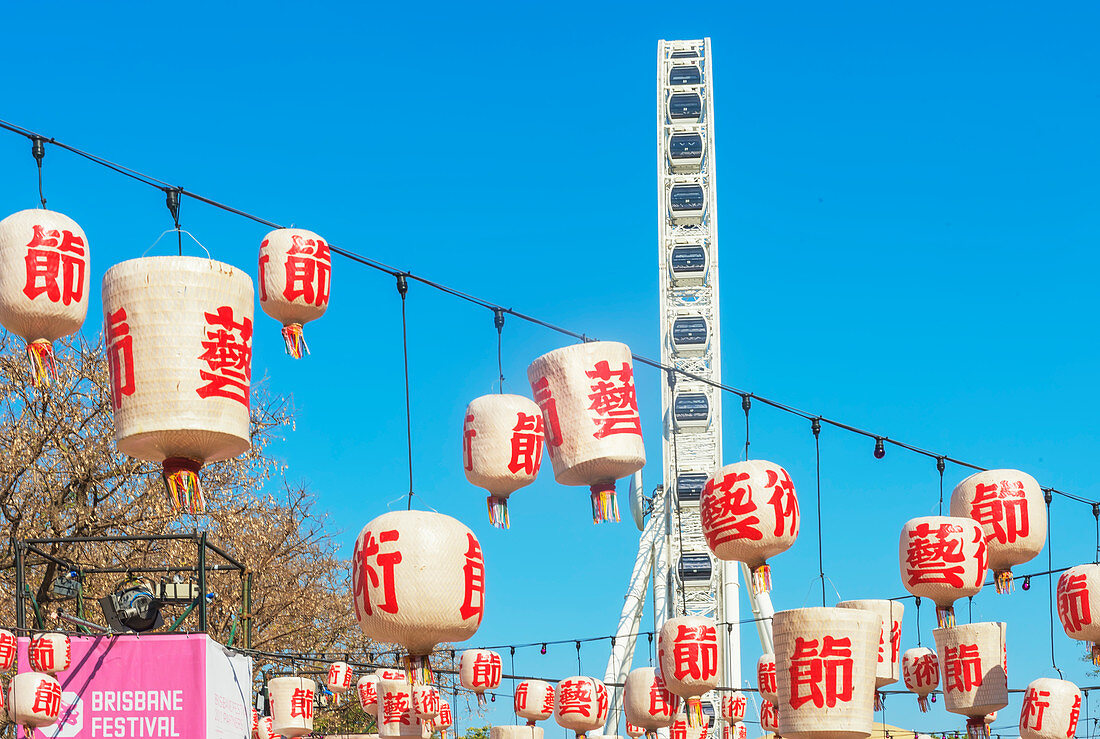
[540, 644, 547, 655]
[1022, 576, 1031, 591]
[874, 437, 886, 459]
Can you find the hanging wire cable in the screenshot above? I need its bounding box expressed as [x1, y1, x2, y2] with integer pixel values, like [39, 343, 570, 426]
[812, 417, 825, 607]
[165, 188, 182, 256]
[742, 395, 751, 460]
[31, 135, 46, 208]
[1046, 491, 1063, 677]
[667, 370, 688, 616]
[937, 458, 946, 516]
[1094, 505, 1099, 564]
[396, 274, 414, 510]
[914, 596, 921, 647]
[494, 308, 506, 393]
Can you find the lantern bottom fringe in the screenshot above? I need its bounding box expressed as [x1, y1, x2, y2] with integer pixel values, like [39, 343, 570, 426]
[590, 483, 620, 524]
[935, 605, 955, 628]
[750, 565, 772, 595]
[1091, 644, 1100, 666]
[686, 697, 704, 727]
[476, 693, 488, 707]
[966, 717, 990, 739]
[281, 323, 310, 359]
[487, 495, 510, 529]
[874, 691, 884, 711]
[162, 457, 205, 514]
[917, 696, 929, 712]
[402, 654, 433, 684]
[994, 570, 1013, 594]
[27, 340, 57, 389]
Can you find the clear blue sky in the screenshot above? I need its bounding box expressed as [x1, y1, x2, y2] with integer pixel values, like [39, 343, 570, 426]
[2, 2, 1099, 737]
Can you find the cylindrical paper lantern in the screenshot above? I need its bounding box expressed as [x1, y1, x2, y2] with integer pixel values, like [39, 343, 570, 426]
[328, 661, 353, 693]
[29, 633, 71, 675]
[721, 692, 746, 724]
[8, 671, 61, 728]
[527, 341, 645, 523]
[0, 629, 16, 671]
[463, 394, 545, 528]
[659, 616, 719, 726]
[352, 511, 485, 682]
[623, 667, 678, 738]
[700, 460, 799, 593]
[414, 684, 440, 722]
[555, 676, 607, 738]
[437, 700, 454, 739]
[102, 256, 254, 514]
[258, 228, 331, 358]
[837, 599, 904, 708]
[378, 678, 421, 737]
[670, 713, 708, 739]
[757, 654, 778, 704]
[358, 674, 380, 714]
[492, 727, 545, 739]
[951, 470, 1046, 593]
[759, 701, 779, 734]
[460, 649, 502, 705]
[516, 679, 555, 725]
[933, 622, 1008, 739]
[1020, 679, 1081, 739]
[0, 209, 90, 388]
[899, 516, 987, 627]
[1057, 564, 1100, 664]
[773, 607, 880, 739]
[902, 647, 939, 712]
[269, 676, 315, 737]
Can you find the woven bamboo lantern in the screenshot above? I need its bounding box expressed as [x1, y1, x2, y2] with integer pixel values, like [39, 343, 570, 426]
[527, 341, 645, 524]
[950, 470, 1046, 593]
[670, 713, 708, 739]
[837, 599, 904, 708]
[352, 511, 485, 682]
[8, 672, 61, 729]
[902, 647, 940, 712]
[29, 633, 71, 675]
[414, 684, 440, 723]
[626, 722, 644, 739]
[268, 676, 315, 737]
[358, 674, 380, 714]
[1020, 678, 1081, 739]
[555, 676, 608, 738]
[773, 607, 879, 739]
[328, 661, 353, 693]
[378, 678, 418, 737]
[1057, 564, 1100, 664]
[659, 616, 719, 726]
[623, 667, 678, 739]
[721, 692, 747, 724]
[760, 701, 779, 734]
[516, 679, 555, 725]
[700, 460, 799, 593]
[102, 256, 254, 514]
[492, 727, 544, 739]
[258, 228, 331, 358]
[437, 700, 454, 739]
[463, 394, 545, 528]
[0, 209, 90, 388]
[757, 654, 778, 704]
[460, 649, 502, 705]
[933, 622, 1008, 739]
[899, 516, 987, 627]
[0, 629, 15, 671]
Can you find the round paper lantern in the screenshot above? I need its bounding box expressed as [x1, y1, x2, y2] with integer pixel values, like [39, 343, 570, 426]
[328, 661, 353, 693]
[1020, 678, 1081, 739]
[0, 209, 90, 388]
[29, 632, 71, 674]
[759, 701, 779, 734]
[757, 654, 778, 704]
[268, 676, 315, 737]
[460, 649, 502, 705]
[555, 676, 608, 738]
[352, 511, 485, 682]
[492, 727, 544, 739]
[414, 684, 440, 722]
[670, 713, 708, 739]
[102, 256, 254, 514]
[626, 722, 645, 739]
[258, 228, 331, 358]
[527, 341, 645, 523]
[700, 460, 799, 593]
[933, 622, 1008, 739]
[721, 692, 747, 724]
[516, 679, 555, 725]
[659, 616, 719, 726]
[437, 699, 454, 739]
[358, 674, 379, 714]
[623, 667, 678, 738]
[837, 599, 904, 708]
[1057, 564, 1100, 664]
[256, 716, 280, 739]
[0, 629, 16, 671]
[724, 723, 748, 739]
[773, 607, 879, 739]
[8, 671, 61, 728]
[899, 516, 987, 627]
[951, 470, 1046, 593]
[902, 647, 940, 712]
[463, 394, 545, 528]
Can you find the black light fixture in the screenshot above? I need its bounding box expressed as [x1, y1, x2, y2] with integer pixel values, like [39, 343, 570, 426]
[540, 643, 547, 655]
[99, 577, 164, 633]
[874, 437, 886, 459]
[1022, 576, 1031, 591]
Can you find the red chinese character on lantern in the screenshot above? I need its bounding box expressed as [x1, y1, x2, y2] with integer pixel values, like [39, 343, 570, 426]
[905, 522, 973, 588]
[383, 690, 411, 725]
[889, 620, 901, 664]
[105, 308, 135, 410]
[289, 687, 314, 719]
[460, 534, 485, 623]
[471, 652, 502, 688]
[1021, 687, 1050, 732]
[532, 377, 562, 447]
[419, 688, 440, 715]
[649, 675, 677, 716]
[440, 702, 453, 725]
[282, 234, 332, 307]
[508, 413, 544, 474]
[1058, 574, 1092, 631]
[943, 644, 983, 693]
[31, 643, 55, 672]
[195, 306, 252, 406]
[701, 472, 762, 548]
[731, 693, 747, 717]
[462, 414, 476, 471]
[585, 360, 642, 438]
[23, 224, 86, 306]
[1069, 693, 1082, 738]
[788, 636, 855, 710]
[31, 679, 61, 716]
[596, 682, 609, 720]
[558, 679, 593, 717]
[759, 660, 777, 697]
[515, 682, 530, 710]
[909, 654, 938, 686]
[542, 686, 555, 714]
[671, 721, 688, 739]
[0, 634, 14, 668]
[672, 623, 719, 681]
[766, 468, 798, 537]
[971, 480, 1029, 544]
[354, 529, 402, 617]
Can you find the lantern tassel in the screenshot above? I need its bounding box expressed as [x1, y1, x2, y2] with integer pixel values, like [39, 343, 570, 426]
[487, 495, 510, 529]
[917, 695, 930, 712]
[994, 570, 1013, 594]
[402, 654, 433, 685]
[281, 323, 310, 359]
[476, 693, 488, 707]
[935, 605, 955, 628]
[27, 340, 57, 389]
[750, 564, 772, 595]
[162, 457, 205, 514]
[589, 483, 620, 524]
[966, 717, 989, 739]
[874, 691, 884, 711]
[1091, 644, 1100, 666]
[686, 697, 703, 727]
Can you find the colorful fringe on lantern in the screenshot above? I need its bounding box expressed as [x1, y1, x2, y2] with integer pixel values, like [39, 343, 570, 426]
[281, 323, 310, 359]
[935, 605, 955, 628]
[994, 569, 1013, 594]
[1091, 643, 1100, 666]
[874, 692, 884, 711]
[917, 695, 930, 712]
[27, 340, 57, 389]
[750, 564, 773, 595]
[487, 495, 510, 529]
[685, 697, 704, 727]
[966, 717, 990, 739]
[476, 693, 488, 707]
[162, 457, 205, 514]
[402, 654, 433, 685]
[590, 483, 620, 524]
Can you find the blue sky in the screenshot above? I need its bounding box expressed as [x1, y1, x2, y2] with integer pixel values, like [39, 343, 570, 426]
[2, 1, 1100, 737]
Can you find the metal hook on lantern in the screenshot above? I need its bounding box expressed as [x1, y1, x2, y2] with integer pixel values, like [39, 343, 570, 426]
[142, 228, 211, 259]
[31, 135, 47, 208]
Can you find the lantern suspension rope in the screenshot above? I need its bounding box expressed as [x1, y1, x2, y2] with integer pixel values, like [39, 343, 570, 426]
[742, 395, 751, 461]
[1, 118, 1098, 508]
[31, 135, 46, 208]
[494, 308, 505, 394]
[937, 457, 945, 516]
[396, 274, 414, 510]
[812, 417, 825, 607]
[1094, 504, 1099, 564]
[1046, 490, 1063, 678]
